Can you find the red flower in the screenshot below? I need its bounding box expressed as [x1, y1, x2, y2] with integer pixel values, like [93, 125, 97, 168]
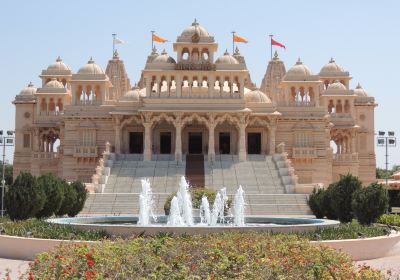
[85, 271, 92, 279]
[85, 252, 92, 258]
[92, 269, 97, 276]
[28, 272, 34, 280]
[87, 260, 95, 266]
[50, 262, 56, 268]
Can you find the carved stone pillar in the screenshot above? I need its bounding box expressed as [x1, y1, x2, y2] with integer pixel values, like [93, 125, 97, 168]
[176, 76, 182, 98]
[269, 125, 276, 155]
[208, 76, 215, 98]
[143, 122, 152, 161]
[115, 117, 121, 154]
[351, 131, 357, 153]
[208, 115, 216, 161]
[238, 123, 247, 161]
[174, 122, 182, 162]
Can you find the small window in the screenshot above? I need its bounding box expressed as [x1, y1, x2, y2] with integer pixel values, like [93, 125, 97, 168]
[23, 134, 31, 148]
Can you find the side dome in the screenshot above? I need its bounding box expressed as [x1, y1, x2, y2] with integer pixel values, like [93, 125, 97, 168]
[77, 57, 105, 75]
[245, 89, 271, 103]
[44, 78, 64, 89]
[152, 50, 176, 64]
[215, 50, 239, 64]
[319, 58, 344, 75]
[180, 19, 210, 37]
[19, 82, 37, 96]
[121, 87, 140, 101]
[47, 56, 71, 71]
[354, 83, 369, 97]
[327, 80, 346, 91]
[283, 58, 313, 80]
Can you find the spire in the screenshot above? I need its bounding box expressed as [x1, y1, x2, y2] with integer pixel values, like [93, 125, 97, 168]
[273, 51, 279, 60]
[329, 57, 335, 63]
[151, 46, 158, 55]
[161, 49, 167, 55]
[234, 46, 240, 55]
[28, 81, 34, 87]
[113, 49, 119, 58]
[56, 56, 62, 62]
[192, 18, 199, 26]
[88, 57, 94, 64]
[224, 49, 229, 55]
[296, 57, 302, 65]
[356, 83, 362, 89]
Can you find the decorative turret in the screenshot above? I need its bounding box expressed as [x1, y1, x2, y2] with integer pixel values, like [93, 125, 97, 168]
[260, 51, 286, 102]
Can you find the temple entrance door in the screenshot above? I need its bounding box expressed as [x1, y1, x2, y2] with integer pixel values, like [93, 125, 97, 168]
[160, 132, 172, 154]
[219, 132, 230, 154]
[247, 133, 261, 154]
[129, 132, 143, 153]
[188, 132, 202, 154]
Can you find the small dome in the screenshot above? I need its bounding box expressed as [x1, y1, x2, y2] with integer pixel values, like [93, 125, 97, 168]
[152, 50, 176, 64]
[44, 78, 64, 89]
[320, 58, 344, 75]
[180, 19, 210, 37]
[327, 80, 346, 91]
[215, 50, 239, 64]
[121, 87, 140, 101]
[245, 89, 271, 103]
[284, 58, 313, 80]
[77, 57, 105, 75]
[19, 82, 37, 96]
[47, 56, 70, 71]
[354, 83, 369, 97]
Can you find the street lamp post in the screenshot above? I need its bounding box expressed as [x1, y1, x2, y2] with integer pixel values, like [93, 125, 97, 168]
[0, 130, 15, 217]
[376, 131, 397, 186]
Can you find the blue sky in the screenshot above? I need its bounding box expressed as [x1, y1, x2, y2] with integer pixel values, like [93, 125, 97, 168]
[0, 0, 399, 168]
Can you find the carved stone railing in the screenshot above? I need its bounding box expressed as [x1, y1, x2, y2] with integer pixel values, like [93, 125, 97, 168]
[73, 146, 98, 158]
[292, 147, 317, 159]
[272, 143, 298, 193]
[91, 142, 115, 193]
[32, 152, 59, 161]
[333, 153, 358, 163]
[288, 101, 315, 107]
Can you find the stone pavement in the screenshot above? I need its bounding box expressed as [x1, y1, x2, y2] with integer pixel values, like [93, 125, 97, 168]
[0, 258, 30, 279]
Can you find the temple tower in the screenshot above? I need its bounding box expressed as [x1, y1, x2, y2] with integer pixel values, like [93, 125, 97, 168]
[105, 51, 131, 100]
[260, 51, 286, 103]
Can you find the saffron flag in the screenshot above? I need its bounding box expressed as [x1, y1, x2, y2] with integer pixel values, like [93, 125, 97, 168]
[152, 33, 168, 43]
[271, 38, 286, 49]
[233, 34, 248, 43]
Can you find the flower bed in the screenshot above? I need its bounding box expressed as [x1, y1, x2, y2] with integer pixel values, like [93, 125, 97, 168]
[25, 233, 384, 279]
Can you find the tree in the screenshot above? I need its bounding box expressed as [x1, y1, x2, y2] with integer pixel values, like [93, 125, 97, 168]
[35, 174, 64, 218]
[308, 188, 326, 219]
[67, 181, 87, 217]
[0, 161, 13, 186]
[4, 172, 45, 220]
[329, 174, 362, 223]
[352, 183, 389, 225]
[56, 180, 77, 216]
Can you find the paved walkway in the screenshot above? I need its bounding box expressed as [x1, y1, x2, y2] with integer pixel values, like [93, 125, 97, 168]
[0, 258, 30, 279]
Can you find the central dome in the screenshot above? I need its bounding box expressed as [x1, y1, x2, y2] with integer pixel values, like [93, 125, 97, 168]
[180, 19, 210, 37]
[47, 56, 70, 71]
[283, 58, 313, 81]
[245, 89, 271, 103]
[77, 58, 105, 75]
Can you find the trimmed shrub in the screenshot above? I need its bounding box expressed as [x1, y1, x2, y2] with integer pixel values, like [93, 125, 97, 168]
[56, 180, 77, 216]
[25, 232, 384, 279]
[378, 214, 400, 227]
[307, 188, 326, 218]
[4, 172, 45, 220]
[329, 174, 362, 223]
[352, 183, 389, 225]
[35, 174, 64, 218]
[323, 185, 338, 220]
[67, 181, 87, 217]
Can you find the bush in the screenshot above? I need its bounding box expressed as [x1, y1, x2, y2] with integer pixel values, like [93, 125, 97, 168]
[323, 185, 338, 220]
[35, 174, 64, 218]
[164, 188, 231, 215]
[307, 188, 326, 218]
[67, 181, 87, 217]
[56, 180, 77, 216]
[352, 183, 389, 225]
[378, 214, 400, 227]
[25, 232, 384, 279]
[329, 174, 362, 223]
[4, 172, 45, 220]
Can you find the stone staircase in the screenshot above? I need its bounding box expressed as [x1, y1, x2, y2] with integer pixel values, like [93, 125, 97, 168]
[82, 152, 311, 216]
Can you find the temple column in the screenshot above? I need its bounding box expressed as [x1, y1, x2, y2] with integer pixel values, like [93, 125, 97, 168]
[176, 76, 182, 97]
[208, 76, 215, 98]
[238, 122, 247, 161]
[208, 118, 216, 161]
[143, 122, 152, 161]
[156, 77, 161, 97]
[269, 125, 276, 155]
[115, 117, 121, 154]
[174, 122, 182, 162]
[351, 131, 357, 153]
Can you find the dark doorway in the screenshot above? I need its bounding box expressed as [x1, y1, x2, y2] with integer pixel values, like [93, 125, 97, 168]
[188, 132, 202, 154]
[248, 133, 261, 154]
[160, 132, 172, 154]
[219, 132, 230, 154]
[129, 132, 143, 153]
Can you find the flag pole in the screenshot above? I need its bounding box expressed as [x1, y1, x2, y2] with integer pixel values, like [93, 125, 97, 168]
[232, 31, 236, 54]
[269, 34, 273, 60]
[151, 31, 155, 50]
[112, 33, 116, 56]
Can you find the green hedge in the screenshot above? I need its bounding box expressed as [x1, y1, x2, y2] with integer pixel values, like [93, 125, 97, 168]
[25, 232, 384, 279]
[378, 214, 400, 227]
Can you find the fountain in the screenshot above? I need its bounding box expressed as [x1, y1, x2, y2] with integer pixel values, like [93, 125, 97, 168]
[48, 175, 340, 236]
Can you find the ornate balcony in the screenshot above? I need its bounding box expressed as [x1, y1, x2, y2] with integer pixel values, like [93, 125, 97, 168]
[73, 146, 98, 158]
[292, 147, 317, 159]
[333, 153, 358, 164]
[32, 152, 59, 162]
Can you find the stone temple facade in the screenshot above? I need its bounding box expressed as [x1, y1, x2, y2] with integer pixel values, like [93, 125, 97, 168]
[13, 20, 377, 192]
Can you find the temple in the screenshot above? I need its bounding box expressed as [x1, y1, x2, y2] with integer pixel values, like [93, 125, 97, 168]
[13, 20, 377, 200]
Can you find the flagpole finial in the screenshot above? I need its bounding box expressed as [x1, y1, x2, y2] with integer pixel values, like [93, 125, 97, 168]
[273, 50, 279, 59]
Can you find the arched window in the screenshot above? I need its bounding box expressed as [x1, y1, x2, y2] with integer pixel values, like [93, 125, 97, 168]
[40, 98, 47, 112]
[328, 100, 334, 113]
[291, 87, 296, 101]
[201, 48, 209, 61]
[344, 100, 350, 113]
[191, 48, 199, 61]
[182, 48, 190, 60]
[57, 98, 63, 112]
[48, 98, 55, 112]
[336, 100, 343, 113]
